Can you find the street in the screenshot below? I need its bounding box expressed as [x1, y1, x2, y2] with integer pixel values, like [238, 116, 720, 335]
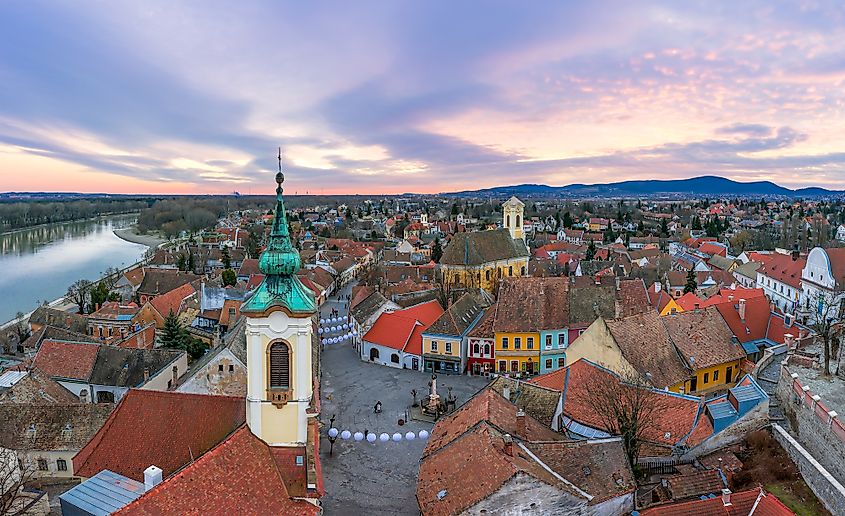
[318, 280, 489, 515]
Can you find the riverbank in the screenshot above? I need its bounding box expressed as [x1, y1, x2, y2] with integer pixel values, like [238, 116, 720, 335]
[113, 227, 166, 249]
[0, 211, 141, 236]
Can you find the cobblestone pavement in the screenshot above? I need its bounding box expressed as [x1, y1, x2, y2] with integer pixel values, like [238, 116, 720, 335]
[318, 285, 489, 515]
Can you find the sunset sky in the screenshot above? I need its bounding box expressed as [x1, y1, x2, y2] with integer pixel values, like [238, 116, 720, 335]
[1, 1, 845, 195]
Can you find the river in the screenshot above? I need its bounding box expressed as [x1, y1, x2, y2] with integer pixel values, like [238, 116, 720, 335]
[0, 214, 149, 324]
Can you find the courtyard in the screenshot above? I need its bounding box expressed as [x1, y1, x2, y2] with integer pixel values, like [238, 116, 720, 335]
[319, 328, 490, 515]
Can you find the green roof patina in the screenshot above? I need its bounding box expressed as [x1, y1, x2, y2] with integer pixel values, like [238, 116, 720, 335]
[241, 153, 316, 316]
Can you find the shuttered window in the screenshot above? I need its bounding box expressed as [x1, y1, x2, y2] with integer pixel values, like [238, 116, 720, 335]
[269, 342, 290, 389]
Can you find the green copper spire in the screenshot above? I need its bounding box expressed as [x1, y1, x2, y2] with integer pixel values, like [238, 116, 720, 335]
[241, 149, 317, 315]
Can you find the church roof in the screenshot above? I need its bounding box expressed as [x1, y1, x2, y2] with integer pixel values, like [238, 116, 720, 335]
[439, 229, 529, 266]
[242, 158, 316, 316]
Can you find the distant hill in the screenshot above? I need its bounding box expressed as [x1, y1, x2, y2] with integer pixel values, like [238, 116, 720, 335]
[444, 175, 843, 198]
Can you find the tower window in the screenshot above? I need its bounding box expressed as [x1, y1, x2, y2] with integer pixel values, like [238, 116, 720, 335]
[269, 342, 290, 390]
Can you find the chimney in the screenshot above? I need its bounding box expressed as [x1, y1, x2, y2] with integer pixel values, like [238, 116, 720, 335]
[79, 389, 88, 403]
[516, 409, 526, 436]
[143, 367, 150, 382]
[144, 465, 163, 492]
[503, 434, 514, 457]
[654, 281, 661, 293]
[728, 294, 734, 302]
[784, 333, 795, 349]
[502, 385, 511, 402]
[738, 299, 746, 321]
[721, 488, 732, 507]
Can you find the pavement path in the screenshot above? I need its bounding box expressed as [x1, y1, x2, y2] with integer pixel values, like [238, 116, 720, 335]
[758, 357, 787, 426]
[317, 280, 489, 515]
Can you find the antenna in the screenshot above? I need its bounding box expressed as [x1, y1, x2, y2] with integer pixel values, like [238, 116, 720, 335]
[278, 146, 282, 173]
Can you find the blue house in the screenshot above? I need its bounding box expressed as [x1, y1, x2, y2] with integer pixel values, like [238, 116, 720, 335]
[539, 327, 568, 373]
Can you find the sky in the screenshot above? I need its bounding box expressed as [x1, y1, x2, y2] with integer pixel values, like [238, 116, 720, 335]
[1, 1, 845, 195]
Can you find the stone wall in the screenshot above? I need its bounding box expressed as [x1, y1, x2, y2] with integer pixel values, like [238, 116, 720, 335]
[771, 424, 845, 516]
[775, 362, 845, 485]
[684, 400, 769, 460]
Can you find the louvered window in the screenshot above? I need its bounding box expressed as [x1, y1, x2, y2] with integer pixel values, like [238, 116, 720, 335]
[269, 342, 290, 389]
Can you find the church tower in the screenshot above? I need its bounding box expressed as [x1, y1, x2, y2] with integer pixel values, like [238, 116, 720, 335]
[503, 196, 525, 241]
[240, 150, 317, 446]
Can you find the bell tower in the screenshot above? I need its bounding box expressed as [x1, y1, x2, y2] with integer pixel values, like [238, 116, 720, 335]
[240, 149, 317, 446]
[503, 196, 525, 241]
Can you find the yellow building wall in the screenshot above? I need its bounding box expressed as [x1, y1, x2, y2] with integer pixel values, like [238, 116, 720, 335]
[260, 403, 301, 443]
[658, 299, 684, 317]
[494, 331, 540, 373]
[671, 359, 743, 394]
[442, 257, 529, 293]
[423, 335, 461, 357]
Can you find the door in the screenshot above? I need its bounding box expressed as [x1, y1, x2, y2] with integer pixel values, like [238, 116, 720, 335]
[412, 358, 419, 370]
[726, 366, 733, 384]
[689, 376, 698, 393]
[526, 360, 534, 375]
[369, 347, 379, 361]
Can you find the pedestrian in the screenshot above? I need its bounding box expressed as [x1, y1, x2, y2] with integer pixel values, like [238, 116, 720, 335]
[374, 400, 382, 414]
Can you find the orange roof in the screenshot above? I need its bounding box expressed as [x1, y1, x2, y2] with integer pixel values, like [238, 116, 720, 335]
[74, 390, 245, 482]
[757, 253, 806, 289]
[362, 300, 444, 353]
[640, 487, 794, 515]
[395, 299, 444, 326]
[33, 340, 100, 381]
[150, 283, 196, 317]
[699, 242, 727, 257]
[116, 426, 319, 515]
[675, 292, 704, 311]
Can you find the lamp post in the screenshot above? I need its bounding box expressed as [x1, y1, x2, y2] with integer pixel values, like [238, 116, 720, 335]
[327, 415, 338, 457]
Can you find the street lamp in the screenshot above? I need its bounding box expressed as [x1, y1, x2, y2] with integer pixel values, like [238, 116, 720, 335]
[327, 415, 338, 456]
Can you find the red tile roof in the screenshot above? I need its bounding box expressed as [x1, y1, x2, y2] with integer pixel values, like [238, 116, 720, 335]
[116, 426, 319, 516]
[757, 253, 806, 289]
[33, 340, 100, 381]
[675, 292, 704, 311]
[713, 296, 775, 343]
[363, 300, 444, 353]
[662, 307, 746, 370]
[150, 283, 196, 317]
[116, 324, 156, 350]
[640, 487, 794, 515]
[699, 242, 728, 257]
[74, 390, 245, 481]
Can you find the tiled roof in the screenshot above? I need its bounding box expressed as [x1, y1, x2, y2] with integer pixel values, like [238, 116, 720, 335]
[137, 269, 202, 296]
[666, 469, 725, 500]
[757, 253, 805, 289]
[90, 302, 141, 321]
[488, 377, 561, 427]
[21, 325, 98, 351]
[466, 303, 496, 338]
[640, 487, 794, 515]
[493, 277, 570, 333]
[88, 347, 184, 388]
[440, 229, 529, 266]
[605, 312, 690, 388]
[617, 278, 652, 317]
[0, 403, 114, 451]
[675, 292, 704, 311]
[116, 426, 319, 516]
[663, 307, 746, 370]
[74, 390, 246, 481]
[236, 258, 260, 277]
[822, 247, 845, 289]
[423, 388, 561, 456]
[568, 282, 616, 325]
[115, 324, 156, 350]
[350, 291, 393, 325]
[525, 439, 636, 504]
[28, 307, 89, 334]
[425, 293, 484, 337]
[33, 340, 100, 381]
[149, 283, 196, 317]
[0, 368, 79, 404]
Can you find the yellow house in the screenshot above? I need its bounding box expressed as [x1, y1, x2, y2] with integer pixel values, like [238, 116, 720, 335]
[490, 277, 570, 377]
[439, 229, 530, 293]
[564, 308, 746, 395]
[421, 293, 485, 375]
[648, 287, 684, 317]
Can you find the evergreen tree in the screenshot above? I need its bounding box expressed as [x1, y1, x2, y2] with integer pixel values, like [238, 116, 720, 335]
[691, 216, 702, 231]
[222, 268, 237, 286]
[221, 247, 232, 269]
[562, 211, 573, 229]
[176, 253, 187, 271]
[187, 251, 195, 273]
[89, 281, 110, 313]
[660, 218, 668, 237]
[586, 240, 596, 260]
[431, 237, 443, 263]
[160, 310, 207, 359]
[683, 268, 697, 294]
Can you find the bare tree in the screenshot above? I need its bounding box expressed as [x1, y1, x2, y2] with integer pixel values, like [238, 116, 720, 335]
[66, 279, 92, 314]
[12, 312, 30, 347]
[586, 370, 665, 468]
[0, 448, 37, 515]
[808, 288, 845, 376]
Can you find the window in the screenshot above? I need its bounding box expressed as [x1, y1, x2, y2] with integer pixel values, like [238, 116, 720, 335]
[509, 266, 513, 276]
[545, 359, 552, 369]
[391, 353, 400, 364]
[506, 215, 511, 227]
[57, 459, 67, 471]
[511, 360, 519, 372]
[558, 358, 565, 368]
[445, 342, 452, 354]
[703, 372, 709, 384]
[527, 337, 534, 350]
[269, 342, 290, 389]
[558, 334, 565, 347]
[229, 364, 234, 373]
[484, 343, 491, 356]
[501, 337, 509, 349]
[521, 266, 526, 275]
[499, 360, 507, 372]
[514, 337, 521, 349]
[473, 343, 480, 355]
[218, 364, 224, 372]
[714, 369, 719, 382]
[545, 335, 552, 349]
[431, 341, 438, 352]
[38, 459, 48, 471]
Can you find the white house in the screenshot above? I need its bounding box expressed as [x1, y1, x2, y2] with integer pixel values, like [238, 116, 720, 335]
[756, 252, 805, 314]
[799, 247, 845, 323]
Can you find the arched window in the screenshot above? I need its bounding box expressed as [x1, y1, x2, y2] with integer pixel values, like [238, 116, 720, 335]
[516, 215, 521, 227]
[506, 215, 511, 227]
[473, 343, 480, 355]
[521, 266, 526, 275]
[391, 353, 400, 364]
[509, 266, 513, 276]
[484, 343, 491, 355]
[269, 342, 290, 389]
